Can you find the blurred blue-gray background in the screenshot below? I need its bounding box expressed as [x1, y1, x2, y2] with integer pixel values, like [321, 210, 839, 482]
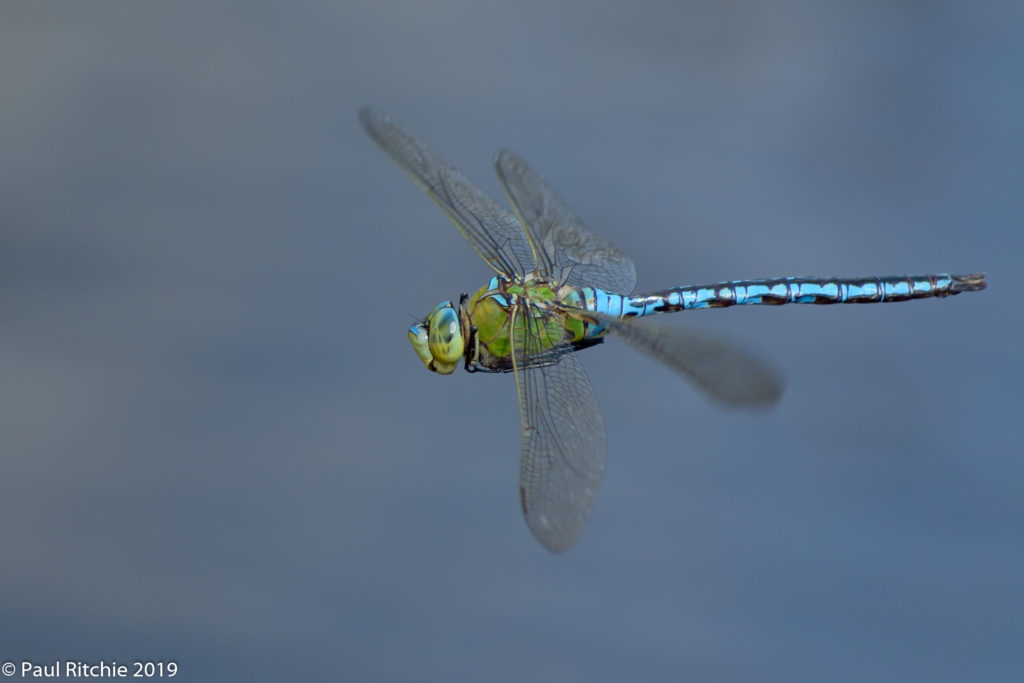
[2, 2, 1020, 681]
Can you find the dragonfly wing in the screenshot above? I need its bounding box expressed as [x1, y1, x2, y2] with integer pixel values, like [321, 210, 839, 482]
[512, 307, 607, 553]
[495, 150, 637, 293]
[588, 311, 784, 407]
[361, 107, 535, 277]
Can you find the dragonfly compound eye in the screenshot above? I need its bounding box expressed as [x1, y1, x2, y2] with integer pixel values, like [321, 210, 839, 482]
[426, 303, 464, 373]
[408, 322, 433, 369]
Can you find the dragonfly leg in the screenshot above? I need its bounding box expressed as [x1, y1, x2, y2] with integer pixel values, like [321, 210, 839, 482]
[464, 329, 479, 372]
[457, 292, 481, 372]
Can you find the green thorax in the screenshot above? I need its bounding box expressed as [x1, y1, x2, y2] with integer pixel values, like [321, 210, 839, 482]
[466, 275, 590, 371]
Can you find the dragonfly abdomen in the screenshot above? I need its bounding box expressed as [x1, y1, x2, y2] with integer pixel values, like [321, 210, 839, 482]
[586, 273, 986, 319]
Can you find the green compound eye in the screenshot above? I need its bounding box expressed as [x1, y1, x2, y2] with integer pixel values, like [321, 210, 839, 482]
[408, 323, 432, 369]
[408, 301, 464, 375]
[426, 304, 464, 373]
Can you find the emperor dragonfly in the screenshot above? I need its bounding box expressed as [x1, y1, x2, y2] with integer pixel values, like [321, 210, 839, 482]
[360, 107, 986, 553]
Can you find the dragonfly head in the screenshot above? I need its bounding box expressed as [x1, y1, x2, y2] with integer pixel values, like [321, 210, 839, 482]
[409, 300, 465, 375]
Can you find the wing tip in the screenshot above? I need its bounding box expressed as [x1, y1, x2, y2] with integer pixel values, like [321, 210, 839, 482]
[357, 104, 375, 124]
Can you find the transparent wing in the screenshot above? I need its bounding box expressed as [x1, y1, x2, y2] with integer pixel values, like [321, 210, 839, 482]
[360, 107, 535, 277]
[511, 305, 607, 553]
[495, 150, 638, 293]
[587, 311, 784, 406]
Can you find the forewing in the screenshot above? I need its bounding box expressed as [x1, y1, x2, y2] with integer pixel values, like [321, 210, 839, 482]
[512, 306, 607, 553]
[496, 150, 637, 293]
[588, 311, 784, 406]
[361, 107, 535, 277]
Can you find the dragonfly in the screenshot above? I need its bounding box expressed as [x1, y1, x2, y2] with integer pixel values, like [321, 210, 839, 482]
[360, 107, 986, 553]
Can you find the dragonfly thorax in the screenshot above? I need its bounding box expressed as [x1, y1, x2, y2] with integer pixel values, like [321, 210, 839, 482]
[408, 300, 469, 375]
